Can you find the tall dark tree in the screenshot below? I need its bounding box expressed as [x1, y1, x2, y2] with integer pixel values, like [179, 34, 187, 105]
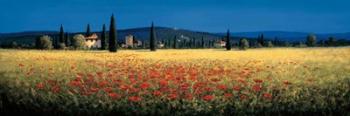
[59, 25, 65, 44]
[258, 34, 265, 47]
[201, 36, 205, 48]
[108, 15, 117, 52]
[173, 35, 177, 49]
[226, 30, 231, 50]
[101, 24, 107, 50]
[327, 37, 336, 46]
[149, 22, 157, 51]
[86, 24, 91, 36]
[65, 33, 70, 47]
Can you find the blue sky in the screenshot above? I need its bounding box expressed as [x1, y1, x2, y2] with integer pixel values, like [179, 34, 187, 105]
[0, 0, 349, 33]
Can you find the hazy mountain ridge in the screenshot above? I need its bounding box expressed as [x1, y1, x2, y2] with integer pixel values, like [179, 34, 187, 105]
[1, 27, 350, 45]
[228, 31, 350, 42]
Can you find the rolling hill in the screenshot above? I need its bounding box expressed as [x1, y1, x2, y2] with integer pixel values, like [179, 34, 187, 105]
[1, 27, 350, 46]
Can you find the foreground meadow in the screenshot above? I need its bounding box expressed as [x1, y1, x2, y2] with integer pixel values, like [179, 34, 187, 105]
[0, 48, 350, 115]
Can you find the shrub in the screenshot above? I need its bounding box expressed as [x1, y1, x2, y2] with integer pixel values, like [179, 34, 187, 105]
[59, 43, 66, 50]
[267, 41, 274, 47]
[11, 41, 18, 49]
[36, 35, 53, 50]
[306, 34, 317, 47]
[239, 38, 249, 50]
[72, 34, 86, 49]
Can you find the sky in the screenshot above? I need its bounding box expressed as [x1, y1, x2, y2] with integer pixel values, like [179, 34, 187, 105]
[0, 0, 350, 33]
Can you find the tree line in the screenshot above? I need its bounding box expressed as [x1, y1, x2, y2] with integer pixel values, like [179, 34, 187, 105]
[2, 14, 350, 51]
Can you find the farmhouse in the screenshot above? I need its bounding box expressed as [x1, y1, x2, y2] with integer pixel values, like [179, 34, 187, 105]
[84, 33, 101, 48]
[122, 34, 142, 48]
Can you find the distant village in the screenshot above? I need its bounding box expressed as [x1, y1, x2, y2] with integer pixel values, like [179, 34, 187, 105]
[82, 33, 227, 49]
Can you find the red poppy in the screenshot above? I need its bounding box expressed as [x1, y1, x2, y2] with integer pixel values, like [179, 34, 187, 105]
[180, 83, 190, 91]
[104, 87, 113, 93]
[210, 78, 221, 82]
[98, 81, 109, 87]
[167, 93, 177, 100]
[202, 95, 214, 101]
[140, 82, 151, 89]
[224, 93, 233, 98]
[283, 80, 291, 85]
[252, 84, 262, 92]
[149, 69, 161, 78]
[69, 80, 82, 87]
[18, 63, 24, 67]
[90, 87, 99, 93]
[96, 72, 104, 78]
[233, 85, 241, 91]
[153, 90, 162, 97]
[87, 73, 94, 78]
[253, 79, 263, 83]
[128, 96, 142, 102]
[239, 94, 247, 100]
[109, 93, 120, 99]
[216, 84, 227, 91]
[159, 80, 168, 87]
[184, 93, 194, 100]
[263, 93, 272, 100]
[204, 87, 214, 92]
[51, 85, 60, 93]
[36, 82, 44, 89]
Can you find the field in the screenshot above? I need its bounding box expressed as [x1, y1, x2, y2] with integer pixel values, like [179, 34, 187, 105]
[0, 48, 350, 115]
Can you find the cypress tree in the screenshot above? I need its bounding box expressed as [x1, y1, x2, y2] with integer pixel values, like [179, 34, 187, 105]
[193, 38, 196, 48]
[201, 36, 205, 48]
[226, 30, 231, 50]
[108, 14, 117, 52]
[35, 36, 41, 49]
[59, 25, 65, 44]
[173, 35, 177, 49]
[150, 22, 157, 51]
[258, 34, 265, 47]
[101, 24, 106, 50]
[86, 24, 91, 36]
[65, 33, 70, 47]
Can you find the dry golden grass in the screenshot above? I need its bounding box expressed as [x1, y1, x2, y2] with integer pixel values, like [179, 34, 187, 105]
[0, 47, 349, 115]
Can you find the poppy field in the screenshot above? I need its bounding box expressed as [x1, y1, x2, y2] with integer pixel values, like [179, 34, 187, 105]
[0, 48, 350, 115]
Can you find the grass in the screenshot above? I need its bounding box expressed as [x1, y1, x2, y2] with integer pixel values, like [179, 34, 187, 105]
[0, 47, 350, 115]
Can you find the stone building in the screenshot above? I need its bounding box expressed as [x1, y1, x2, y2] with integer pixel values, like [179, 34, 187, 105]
[85, 33, 101, 48]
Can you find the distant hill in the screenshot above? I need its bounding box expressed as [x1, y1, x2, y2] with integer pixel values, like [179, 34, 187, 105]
[0, 27, 225, 45]
[225, 31, 350, 42]
[1, 27, 350, 46]
[118, 27, 222, 42]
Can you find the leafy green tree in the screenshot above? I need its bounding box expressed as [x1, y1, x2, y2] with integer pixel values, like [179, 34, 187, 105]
[101, 24, 107, 50]
[239, 38, 249, 50]
[36, 35, 53, 50]
[150, 22, 157, 51]
[327, 37, 336, 46]
[109, 14, 117, 52]
[11, 41, 18, 48]
[306, 34, 317, 47]
[226, 30, 231, 50]
[267, 41, 274, 47]
[72, 34, 85, 49]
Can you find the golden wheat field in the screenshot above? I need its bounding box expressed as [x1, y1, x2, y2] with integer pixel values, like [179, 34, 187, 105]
[0, 48, 350, 115]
